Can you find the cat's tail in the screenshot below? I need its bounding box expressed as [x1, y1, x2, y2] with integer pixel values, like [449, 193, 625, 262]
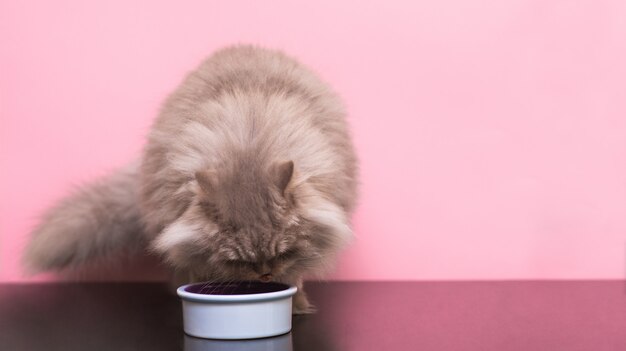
[22, 162, 146, 274]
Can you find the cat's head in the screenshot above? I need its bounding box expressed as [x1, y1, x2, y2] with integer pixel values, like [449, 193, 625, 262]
[151, 159, 351, 283]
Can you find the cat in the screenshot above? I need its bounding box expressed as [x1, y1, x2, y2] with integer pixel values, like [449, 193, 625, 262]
[22, 45, 358, 314]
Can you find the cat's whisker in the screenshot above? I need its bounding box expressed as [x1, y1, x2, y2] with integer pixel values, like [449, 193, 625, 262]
[198, 278, 213, 294]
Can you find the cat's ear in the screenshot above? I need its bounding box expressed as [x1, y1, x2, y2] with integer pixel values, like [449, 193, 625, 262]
[272, 160, 294, 196]
[195, 170, 218, 194]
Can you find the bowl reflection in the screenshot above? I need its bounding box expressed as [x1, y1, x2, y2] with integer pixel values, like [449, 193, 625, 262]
[184, 332, 293, 351]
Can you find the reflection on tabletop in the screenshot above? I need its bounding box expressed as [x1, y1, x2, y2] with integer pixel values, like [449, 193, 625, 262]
[184, 332, 292, 351]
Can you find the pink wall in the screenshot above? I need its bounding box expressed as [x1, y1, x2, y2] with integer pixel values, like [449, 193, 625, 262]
[2, 0, 625, 282]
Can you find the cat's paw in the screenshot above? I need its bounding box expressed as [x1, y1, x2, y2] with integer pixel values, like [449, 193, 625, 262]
[293, 304, 317, 314]
[293, 294, 317, 314]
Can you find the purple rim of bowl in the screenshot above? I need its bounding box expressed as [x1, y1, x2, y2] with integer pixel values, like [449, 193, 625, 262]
[185, 281, 289, 295]
[177, 281, 297, 303]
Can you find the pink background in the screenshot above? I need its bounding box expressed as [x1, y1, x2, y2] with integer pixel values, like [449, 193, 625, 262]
[1, 0, 625, 282]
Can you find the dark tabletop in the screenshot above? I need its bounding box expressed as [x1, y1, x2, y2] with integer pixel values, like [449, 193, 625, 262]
[1, 281, 625, 350]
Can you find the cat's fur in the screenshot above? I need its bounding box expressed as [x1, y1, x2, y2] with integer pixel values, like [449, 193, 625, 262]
[23, 45, 358, 313]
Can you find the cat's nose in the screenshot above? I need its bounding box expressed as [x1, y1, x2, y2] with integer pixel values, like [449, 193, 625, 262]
[259, 273, 273, 282]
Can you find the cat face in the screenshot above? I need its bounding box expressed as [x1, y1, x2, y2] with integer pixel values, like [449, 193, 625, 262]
[197, 190, 309, 283]
[195, 160, 299, 281]
[152, 159, 349, 283]
[205, 228, 310, 283]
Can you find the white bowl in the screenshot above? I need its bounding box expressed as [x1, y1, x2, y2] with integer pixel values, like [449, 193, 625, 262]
[177, 281, 298, 340]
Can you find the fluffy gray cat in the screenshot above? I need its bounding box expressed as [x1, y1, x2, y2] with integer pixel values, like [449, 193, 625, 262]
[23, 45, 358, 314]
